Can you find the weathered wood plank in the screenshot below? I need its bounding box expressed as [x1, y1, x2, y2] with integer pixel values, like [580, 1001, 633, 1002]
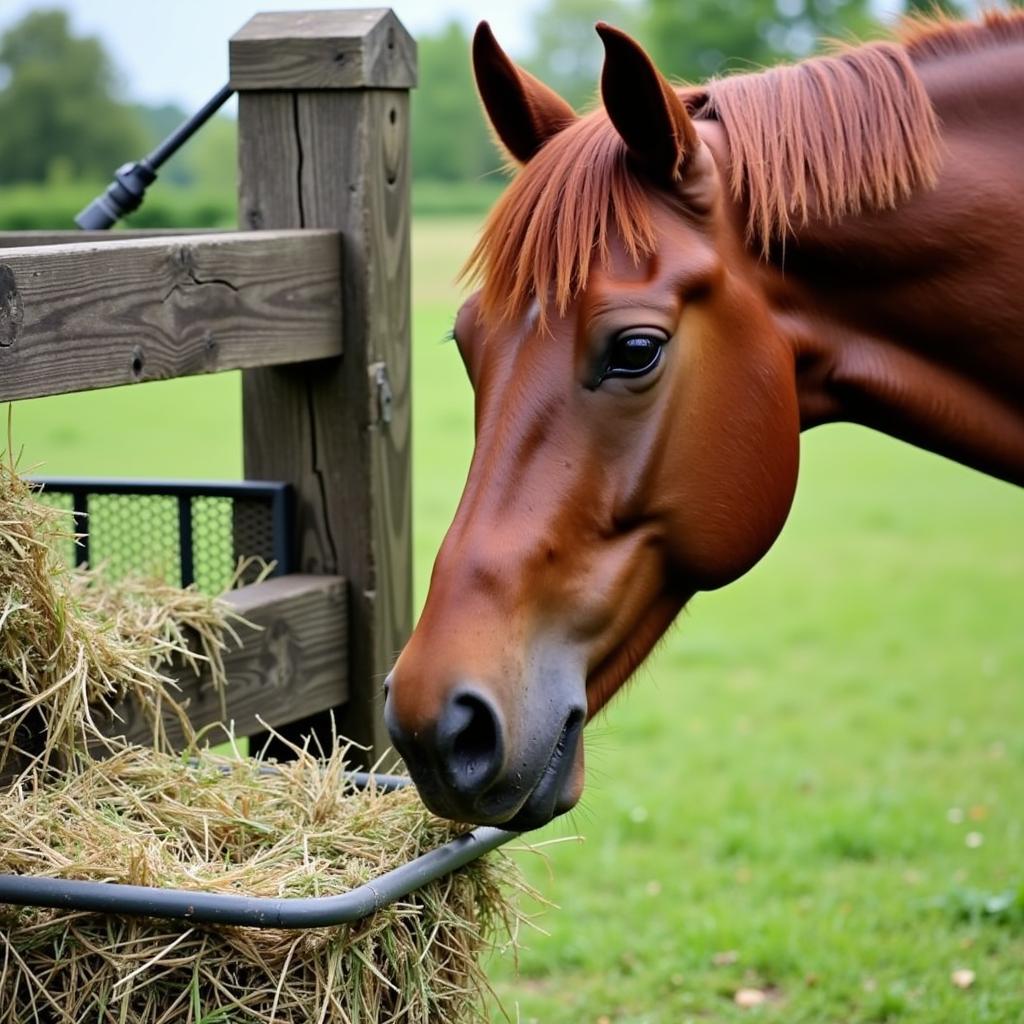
[0, 230, 227, 248]
[235, 14, 413, 767]
[230, 9, 416, 91]
[113, 574, 348, 749]
[0, 230, 342, 402]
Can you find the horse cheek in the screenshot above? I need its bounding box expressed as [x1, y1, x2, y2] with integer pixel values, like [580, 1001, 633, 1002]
[665, 312, 800, 590]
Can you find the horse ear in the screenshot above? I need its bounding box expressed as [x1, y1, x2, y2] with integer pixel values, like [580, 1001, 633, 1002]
[473, 21, 577, 164]
[596, 23, 699, 182]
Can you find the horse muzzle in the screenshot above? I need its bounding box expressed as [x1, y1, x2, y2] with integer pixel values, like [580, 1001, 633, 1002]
[384, 675, 586, 830]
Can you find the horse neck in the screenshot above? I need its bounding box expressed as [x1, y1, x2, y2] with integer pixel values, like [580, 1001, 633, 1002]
[732, 41, 1024, 487]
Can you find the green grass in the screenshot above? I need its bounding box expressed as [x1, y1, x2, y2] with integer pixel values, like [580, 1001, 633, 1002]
[8, 216, 1024, 1023]
[411, 178, 507, 217]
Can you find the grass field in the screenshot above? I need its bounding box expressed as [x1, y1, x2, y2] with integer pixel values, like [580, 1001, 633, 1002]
[9, 217, 1024, 1023]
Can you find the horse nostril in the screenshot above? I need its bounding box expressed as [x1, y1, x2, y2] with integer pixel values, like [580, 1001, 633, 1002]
[439, 689, 504, 795]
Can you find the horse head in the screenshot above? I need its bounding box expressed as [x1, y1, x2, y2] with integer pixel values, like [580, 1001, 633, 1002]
[385, 23, 801, 829]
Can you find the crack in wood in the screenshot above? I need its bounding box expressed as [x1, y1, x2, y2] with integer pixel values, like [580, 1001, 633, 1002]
[186, 270, 241, 293]
[292, 94, 307, 229]
[161, 260, 242, 305]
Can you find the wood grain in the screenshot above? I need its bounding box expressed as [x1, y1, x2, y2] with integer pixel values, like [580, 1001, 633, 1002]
[230, 9, 416, 91]
[112, 574, 349, 749]
[234, 17, 414, 767]
[0, 230, 343, 402]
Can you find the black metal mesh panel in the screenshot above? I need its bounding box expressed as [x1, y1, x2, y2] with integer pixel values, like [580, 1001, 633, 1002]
[191, 496, 236, 593]
[232, 496, 277, 586]
[30, 480, 291, 595]
[90, 493, 182, 582]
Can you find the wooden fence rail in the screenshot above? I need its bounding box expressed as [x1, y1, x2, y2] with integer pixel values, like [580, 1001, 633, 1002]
[0, 230, 342, 402]
[123, 574, 349, 749]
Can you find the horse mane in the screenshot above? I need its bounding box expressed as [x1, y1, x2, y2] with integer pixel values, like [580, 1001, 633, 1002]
[898, 7, 1024, 60]
[465, 10, 1024, 327]
[693, 42, 939, 250]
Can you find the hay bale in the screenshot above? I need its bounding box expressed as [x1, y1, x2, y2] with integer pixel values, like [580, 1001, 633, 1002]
[0, 448, 529, 1022]
[0, 745, 525, 1023]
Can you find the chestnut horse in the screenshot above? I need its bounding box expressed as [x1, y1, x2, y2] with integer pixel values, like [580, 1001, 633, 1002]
[385, 13, 1024, 830]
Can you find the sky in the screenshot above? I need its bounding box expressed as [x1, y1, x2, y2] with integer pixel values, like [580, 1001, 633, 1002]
[0, 0, 544, 111]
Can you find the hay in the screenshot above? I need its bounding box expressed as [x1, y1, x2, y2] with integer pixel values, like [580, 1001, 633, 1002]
[0, 452, 241, 773]
[0, 745, 526, 1023]
[0, 442, 531, 1023]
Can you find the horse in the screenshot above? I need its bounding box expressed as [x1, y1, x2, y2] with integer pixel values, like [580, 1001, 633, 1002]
[385, 12, 1024, 831]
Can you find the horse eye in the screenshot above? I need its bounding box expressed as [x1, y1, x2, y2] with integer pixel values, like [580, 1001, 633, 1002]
[602, 333, 664, 381]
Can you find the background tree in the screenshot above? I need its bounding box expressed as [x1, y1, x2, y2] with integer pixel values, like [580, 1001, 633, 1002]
[644, 0, 881, 84]
[412, 20, 502, 182]
[0, 9, 145, 183]
[524, 0, 641, 110]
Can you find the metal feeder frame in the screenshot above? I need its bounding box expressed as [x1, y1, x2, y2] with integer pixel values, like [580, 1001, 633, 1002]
[0, 771, 516, 929]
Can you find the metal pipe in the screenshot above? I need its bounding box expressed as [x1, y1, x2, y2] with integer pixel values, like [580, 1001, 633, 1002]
[147, 84, 235, 168]
[0, 827, 515, 929]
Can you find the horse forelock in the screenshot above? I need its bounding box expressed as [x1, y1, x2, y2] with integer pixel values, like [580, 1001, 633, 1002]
[464, 10, 1023, 326]
[462, 111, 657, 331]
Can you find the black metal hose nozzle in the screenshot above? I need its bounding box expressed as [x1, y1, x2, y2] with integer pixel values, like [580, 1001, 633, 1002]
[75, 159, 158, 229]
[75, 83, 234, 230]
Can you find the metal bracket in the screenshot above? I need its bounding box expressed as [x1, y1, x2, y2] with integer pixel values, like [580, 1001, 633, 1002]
[370, 361, 393, 426]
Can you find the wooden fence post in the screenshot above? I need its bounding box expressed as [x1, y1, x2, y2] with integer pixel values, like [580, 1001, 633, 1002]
[230, 10, 415, 766]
